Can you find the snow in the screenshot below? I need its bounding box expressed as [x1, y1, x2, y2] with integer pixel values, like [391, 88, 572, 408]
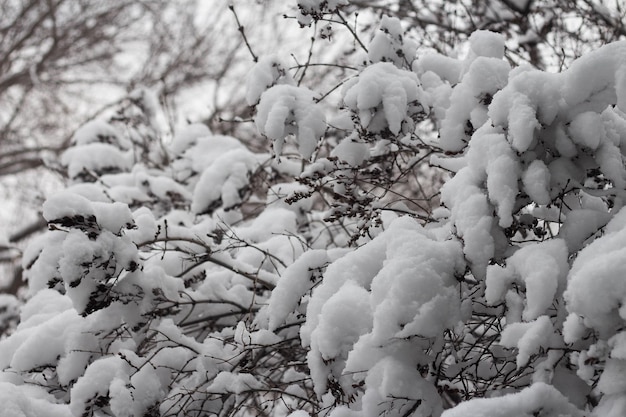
[0, 382, 72, 417]
[415, 54, 462, 85]
[558, 208, 611, 251]
[246, 55, 295, 106]
[70, 356, 129, 416]
[569, 111, 604, 149]
[206, 371, 263, 394]
[169, 123, 212, 155]
[191, 148, 260, 213]
[564, 206, 626, 337]
[330, 135, 370, 166]
[441, 382, 583, 417]
[439, 57, 510, 152]
[499, 315, 554, 368]
[303, 217, 464, 400]
[342, 62, 423, 135]
[42, 191, 95, 222]
[61, 143, 132, 180]
[358, 357, 442, 417]
[5, 20, 626, 417]
[234, 207, 298, 242]
[71, 119, 127, 149]
[367, 16, 416, 68]
[441, 174, 494, 279]
[255, 84, 326, 159]
[562, 41, 626, 112]
[562, 313, 587, 345]
[521, 160, 551, 205]
[467, 30, 506, 61]
[92, 201, 134, 234]
[485, 239, 568, 321]
[264, 248, 345, 331]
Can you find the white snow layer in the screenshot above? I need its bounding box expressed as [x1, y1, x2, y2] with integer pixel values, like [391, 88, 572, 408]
[302, 216, 464, 406]
[441, 382, 582, 417]
[342, 62, 423, 135]
[0, 382, 72, 417]
[486, 239, 568, 321]
[246, 55, 295, 106]
[565, 204, 626, 338]
[255, 84, 326, 159]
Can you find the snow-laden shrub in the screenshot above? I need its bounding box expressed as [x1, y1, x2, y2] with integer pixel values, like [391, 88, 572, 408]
[3, 5, 626, 417]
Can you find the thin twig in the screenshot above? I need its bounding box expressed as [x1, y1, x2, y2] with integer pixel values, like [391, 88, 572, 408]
[228, 4, 258, 62]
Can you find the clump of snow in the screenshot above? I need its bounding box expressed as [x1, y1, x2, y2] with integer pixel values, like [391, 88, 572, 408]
[303, 217, 464, 402]
[168, 123, 212, 155]
[561, 41, 626, 112]
[92, 201, 134, 234]
[486, 239, 568, 321]
[565, 205, 626, 337]
[62, 143, 132, 181]
[342, 62, 423, 135]
[206, 371, 263, 394]
[255, 85, 326, 159]
[522, 160, 551, 205]
[246, 55, 295, 105]
[568, 111, 604, 149]
[70, 356, 129, 416]
[330, 135, 370, 166]
[563, 313, 587, 344]
[0, 382, 72, 417]
[467, 30, 506, 61]
[440, 173, 494, 279]
[439, 57, 510, 152]
[359, 357, 443, 417]
[264, 248, 346, 331]
[500, 315, 555, 368]
[558, 208, 611, 252]
[42, 191, 95, 222]
[191, 149, 260, 214]
[441, 382, 583, 417]
[71, 120, 127, 149]
[367, 16, 417, 68]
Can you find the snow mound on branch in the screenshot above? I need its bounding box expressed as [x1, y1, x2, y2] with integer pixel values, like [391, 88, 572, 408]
[562, 41, 626, 113]
[191, 149, 261, 214]
[70, 356, 130, 417]
[439, 57, 510, 152]
[62, 143, 132, 181]
[367, 16, 416, 68]
[207, 371, 263, 394]
[342, 62, 423, 135]
[169, 123, 212, 155]
[330, 134, 370, 166]
[486, 239, 568, 321]
[246, 55, 295, 106]
[0, 382, 72, 417]
[255, 85, 326, 159]
[441, 382, 583, 417]
[359, 357, 442, 417]
[71, 120, 128, 149]
[467, 30, 506, 61]
[263, 248, 347, 331]
[565, 205, 626, 337]
[43, 191, 95, 222]
[499, 315, 555, 368]
[302, 217, 464, 407]
[521, 159, 551, 205]
[440, 169, 495, 279]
